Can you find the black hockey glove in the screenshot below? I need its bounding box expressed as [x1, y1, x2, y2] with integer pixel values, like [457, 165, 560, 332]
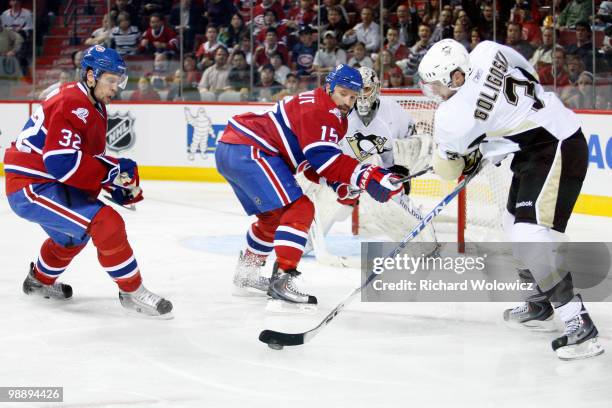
[462, 149, 483, 176]
[387, 165, 411, 195]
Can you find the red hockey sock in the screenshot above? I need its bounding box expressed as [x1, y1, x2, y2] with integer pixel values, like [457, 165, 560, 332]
[245, 208, 282, 258]
[90, 206, 142, 292]
[34, 238, 85, 285]
[274, 196, 315, 271]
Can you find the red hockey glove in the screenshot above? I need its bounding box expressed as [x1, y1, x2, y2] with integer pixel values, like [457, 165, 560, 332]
[328, 181, 361, 206]
[356, 164, 403, 203]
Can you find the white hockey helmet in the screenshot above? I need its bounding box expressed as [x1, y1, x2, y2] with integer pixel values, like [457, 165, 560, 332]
[356, 66, 381, 116]
[418, 39, 471, 100]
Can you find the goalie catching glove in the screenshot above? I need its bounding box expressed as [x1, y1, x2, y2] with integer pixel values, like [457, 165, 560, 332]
[99, 157, 144, 205]
[355, 164, 403, 203]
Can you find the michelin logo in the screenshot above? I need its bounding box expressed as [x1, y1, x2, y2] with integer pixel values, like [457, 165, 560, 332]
[184, 107, 224, 161]
[516, 201, 533, 208]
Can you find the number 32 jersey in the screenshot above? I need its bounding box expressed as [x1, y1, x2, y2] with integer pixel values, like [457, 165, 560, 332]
[434, 41, 581, 163]
[4, 82, 111, 196]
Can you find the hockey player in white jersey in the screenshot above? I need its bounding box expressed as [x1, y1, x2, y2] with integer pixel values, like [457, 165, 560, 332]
[305, 66, 434, 253]
[418, 39, 602, 360]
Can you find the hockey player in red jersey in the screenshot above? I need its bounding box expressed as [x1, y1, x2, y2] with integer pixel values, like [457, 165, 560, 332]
[216, 64, 403, 309]
[3, 45, 173, 318]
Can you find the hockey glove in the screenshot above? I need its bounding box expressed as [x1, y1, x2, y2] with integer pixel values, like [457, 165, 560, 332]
[462, 149, 483, 176]
[103, 184, 144, 206]
[99, 157, 143, 205]
[356, 164, 403, 203]
[387, 165, 411, 195]
[328, 181, 361, 206]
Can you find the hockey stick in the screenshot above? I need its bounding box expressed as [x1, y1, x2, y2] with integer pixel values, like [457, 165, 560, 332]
[390, 166, 433, 186]
[259, 162, 487, 348]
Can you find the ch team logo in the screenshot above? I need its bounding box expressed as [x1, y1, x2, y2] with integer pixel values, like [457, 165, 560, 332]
[346, 132, 389, 161]
[184, 107, 225, 161]
[106, 111, 136, 152]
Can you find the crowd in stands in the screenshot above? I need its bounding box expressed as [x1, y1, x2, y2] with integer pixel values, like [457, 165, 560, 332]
[1, 0, 611, 109]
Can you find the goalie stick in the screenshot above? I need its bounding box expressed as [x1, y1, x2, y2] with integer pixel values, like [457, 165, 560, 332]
[259, 162, 487, 348]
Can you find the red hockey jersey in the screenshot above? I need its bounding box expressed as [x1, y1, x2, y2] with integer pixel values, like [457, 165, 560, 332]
[4, 82, 112, 196]
[220, 87, 361, 185]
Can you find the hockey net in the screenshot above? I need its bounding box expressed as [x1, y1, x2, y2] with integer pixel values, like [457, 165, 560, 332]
[304, 90, 513, 256]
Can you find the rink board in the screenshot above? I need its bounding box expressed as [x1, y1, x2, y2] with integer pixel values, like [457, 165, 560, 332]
[0, 101, 611, 216]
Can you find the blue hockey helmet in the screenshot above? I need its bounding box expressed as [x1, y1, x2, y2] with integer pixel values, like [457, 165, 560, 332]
[325, 64, 363, 93]
[81, 45, 128, 89]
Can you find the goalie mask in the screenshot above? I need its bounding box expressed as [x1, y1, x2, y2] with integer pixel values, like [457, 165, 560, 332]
[417, 39, 471, 102]
[356, 67, 381, 117]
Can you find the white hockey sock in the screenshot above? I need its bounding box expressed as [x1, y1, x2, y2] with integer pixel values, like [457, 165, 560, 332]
[555, 295, 582, 322]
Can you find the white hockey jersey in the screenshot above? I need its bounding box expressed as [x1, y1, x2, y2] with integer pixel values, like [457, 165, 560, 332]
[434, 41, 581, 164]
[339, 97, 414, 168]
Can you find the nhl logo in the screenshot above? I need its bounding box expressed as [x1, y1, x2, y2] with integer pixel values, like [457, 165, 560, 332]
[106, 111, 136, 152]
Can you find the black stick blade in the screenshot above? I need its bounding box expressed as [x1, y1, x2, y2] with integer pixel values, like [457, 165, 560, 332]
[259, 330, 305, 346]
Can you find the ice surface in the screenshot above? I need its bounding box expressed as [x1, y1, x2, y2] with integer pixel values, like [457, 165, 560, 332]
[1, 180, 611, 408]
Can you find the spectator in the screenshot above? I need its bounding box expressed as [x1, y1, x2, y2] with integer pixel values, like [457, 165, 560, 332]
[566, 71, 595, 109]
[182, 53, 202, 86]
[226, 49, 251, 95]
[321, 6, 348, 44]
[253, 64, 283, 101]
[558, 0, 594, 29]
[387, 66, 405, 87]
[198, 45, 231, 100]
[397, 24, 431, 76]
[318, 0, 349, 26]
[1, 0, 32, 39]
[38, 70, 72, 100]
[252, 0, 285, 32]
[456, 9, 472, 32]
[287, 0, 317, 29]
[235, 34, 254, 65]
[530, 27, 555, 68]
[85, 13, 114, 46]
[347, 41, 374, 68]
[140, 13, 178, 56]
[169, 0, 204, 53]
[566, 54, 586, 86]
[511, 1, 542, 46]
[537, 46, 571, 87]
[477, 3, 504, 41]
[342, 7, 381, 53]
[565, 21, 594, 72]
[422, 0, 440, 27]
[272, 72, 300, 100]
[313, 30, 347, 74]
[110, 12, 141, 56]
[384, 27, 409, 61]
[270, 52, 290, 84]
[71, 50, 83, 81]
[393, 3, 420, 47]
[506, 22, 534, 60]
[594, 2, 612, 31]
[469, 27, 482, 51]
[139, 1, 172, 27]
[255, 10, 289, 45]
[131, 76, 162, 100]
[110, 0, 139, 28]
[254, 28, 290, 67]
[376, 49, 396, 84]
[204, 0, 236, 28]
[431, 8, 453, 43]
[291, 25, 316, 76]
[218, 13, 246, 50]
[150, 52, 172, 90]
[0, 23, 23, 57]
[196, 25, 222, 70]
[453, 23, 470, 49]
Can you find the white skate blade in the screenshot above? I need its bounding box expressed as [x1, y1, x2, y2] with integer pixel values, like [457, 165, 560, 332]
[505, 316, 557, 332]
[232, 284, 268, 297]
[122, 307, 174, 320]
[265, 299, 317, 314]
[556, 338, 605, 361]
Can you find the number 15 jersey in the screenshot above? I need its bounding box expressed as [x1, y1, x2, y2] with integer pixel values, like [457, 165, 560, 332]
[434, 41, 581, 164]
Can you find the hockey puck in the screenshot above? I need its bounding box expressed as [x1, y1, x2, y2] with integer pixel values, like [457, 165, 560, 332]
[267, 341, 284, 350]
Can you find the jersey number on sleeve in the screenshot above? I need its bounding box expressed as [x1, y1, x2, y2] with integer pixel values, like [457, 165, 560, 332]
[58, 129, 82, 150]
[320, 125, 339, 143]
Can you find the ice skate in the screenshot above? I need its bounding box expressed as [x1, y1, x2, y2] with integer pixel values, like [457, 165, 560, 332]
[503, 301, 556, 332]
[232, 251, 270, 296]
[552, 295, 604, 360]
[266, 262, 317, 313]
[22, 262, 72, 300]
[119, 284, 173, 319]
